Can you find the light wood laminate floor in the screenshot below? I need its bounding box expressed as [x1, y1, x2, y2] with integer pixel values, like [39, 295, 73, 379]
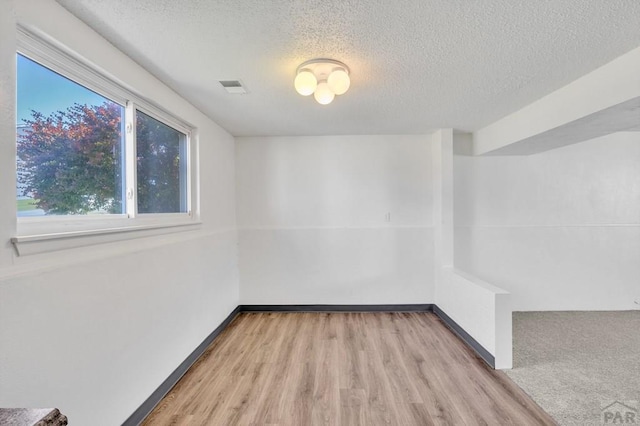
[143, 312, 556, 425]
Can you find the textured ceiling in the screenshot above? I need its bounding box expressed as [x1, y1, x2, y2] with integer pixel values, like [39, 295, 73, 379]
[56, 0, 640, 136]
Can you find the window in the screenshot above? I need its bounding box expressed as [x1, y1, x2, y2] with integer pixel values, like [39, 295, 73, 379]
[135, 110, 188, 214]
[17, 54, 126, 217]
[13, 28, 196, 252]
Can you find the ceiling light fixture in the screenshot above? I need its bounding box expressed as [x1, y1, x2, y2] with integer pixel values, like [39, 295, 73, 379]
[294, 59, 350, 105]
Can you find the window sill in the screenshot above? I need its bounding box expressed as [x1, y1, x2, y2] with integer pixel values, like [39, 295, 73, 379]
[11, 220, 202, 256]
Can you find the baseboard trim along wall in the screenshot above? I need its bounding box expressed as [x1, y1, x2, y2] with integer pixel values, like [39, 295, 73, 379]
[124, 304, 494, 425]
[122, 305, 242, 426]
[432, 305, 496, 368]
[240, 304, 434, 312]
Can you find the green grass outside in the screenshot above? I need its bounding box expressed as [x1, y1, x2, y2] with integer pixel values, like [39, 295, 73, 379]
[17, 198, 39, 211]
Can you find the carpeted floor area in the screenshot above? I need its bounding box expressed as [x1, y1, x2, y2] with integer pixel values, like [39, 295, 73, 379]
[505, 311, 640, 426]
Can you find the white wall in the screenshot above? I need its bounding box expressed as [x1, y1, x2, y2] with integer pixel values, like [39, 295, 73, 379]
[438, 268, 512, 369]
[0, 1, 240, 425]
[433, 131, 512, 369]
[236, 135, 434, 304]
[455, 132, 640, 311]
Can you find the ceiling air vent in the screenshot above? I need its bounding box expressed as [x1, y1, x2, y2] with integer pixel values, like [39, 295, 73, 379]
[219, 80, 247, 94]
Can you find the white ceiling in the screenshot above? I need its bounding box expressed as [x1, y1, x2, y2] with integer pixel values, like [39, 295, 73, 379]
[56, 0, 640, 137]
[486, 97, 640, 155]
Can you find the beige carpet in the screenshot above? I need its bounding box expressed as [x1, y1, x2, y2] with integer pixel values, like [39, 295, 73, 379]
[505, 311, 640, 426]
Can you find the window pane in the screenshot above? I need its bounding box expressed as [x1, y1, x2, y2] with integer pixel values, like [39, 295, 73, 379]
[136, 110, 187, 214]
[16, 54, 125, 216]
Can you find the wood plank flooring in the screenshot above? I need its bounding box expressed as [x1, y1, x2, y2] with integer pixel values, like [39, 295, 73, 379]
[142, 312, 556, 425]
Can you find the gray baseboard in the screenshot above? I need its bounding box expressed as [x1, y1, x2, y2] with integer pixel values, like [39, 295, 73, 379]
[240, 304, 434, 312]
[432, 305, 495, 368]
[124, 303, 495, 425]
[122, 305, 241, 426]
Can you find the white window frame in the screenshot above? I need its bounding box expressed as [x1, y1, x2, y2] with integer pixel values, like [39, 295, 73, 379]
[12, 27, 199, 255]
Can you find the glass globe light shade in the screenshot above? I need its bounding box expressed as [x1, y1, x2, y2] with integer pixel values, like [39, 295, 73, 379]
[313, 80, 335, 105]
[327, 68, 350, 95]
[294, 69, 317, 96]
